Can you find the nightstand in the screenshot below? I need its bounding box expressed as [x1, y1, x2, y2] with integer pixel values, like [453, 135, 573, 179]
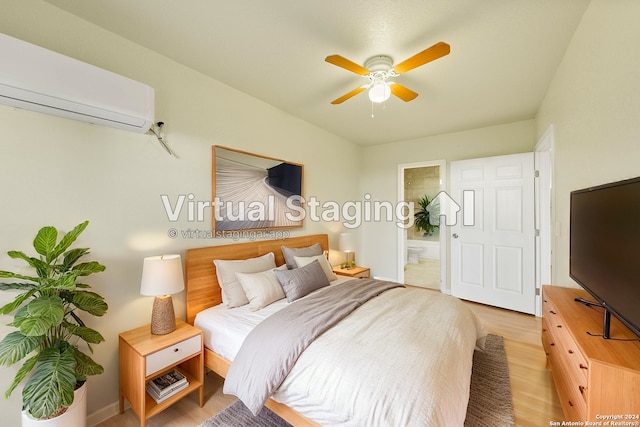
[119, 319, 204, 427]
[332, 265, 370, 279]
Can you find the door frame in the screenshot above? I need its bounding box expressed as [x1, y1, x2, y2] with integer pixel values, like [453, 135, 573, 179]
[535, 124, 554, 316]
[397, 159, 448, 293]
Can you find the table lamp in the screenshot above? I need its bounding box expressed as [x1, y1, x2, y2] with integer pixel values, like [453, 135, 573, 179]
[140, 254, 185, 335]
[339, 232, 356, 269]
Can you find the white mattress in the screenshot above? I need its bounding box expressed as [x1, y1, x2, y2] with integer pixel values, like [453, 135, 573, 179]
[194, 277, 353, 361]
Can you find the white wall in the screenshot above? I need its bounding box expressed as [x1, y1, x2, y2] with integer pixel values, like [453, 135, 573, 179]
[535, 0, 640, 287]
[0, 1, 360, 425]
[359, 120, 535, 286]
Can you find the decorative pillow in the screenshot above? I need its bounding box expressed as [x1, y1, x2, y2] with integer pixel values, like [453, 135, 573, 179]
[236, 265, 287, 311]
[214, 252, 276, 308]
[274, 259, 330, 302]
[281, 243, 323, 269]
[293, 254, 338, 282]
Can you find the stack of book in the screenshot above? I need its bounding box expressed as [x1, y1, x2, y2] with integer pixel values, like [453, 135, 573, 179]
[146, 369, 189, 403]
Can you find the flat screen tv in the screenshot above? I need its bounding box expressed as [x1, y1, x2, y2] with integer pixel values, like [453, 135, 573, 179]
[570, 176, 640, 339]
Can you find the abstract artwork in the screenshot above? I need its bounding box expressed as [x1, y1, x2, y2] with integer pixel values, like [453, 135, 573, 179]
[212, 146, 304, 231]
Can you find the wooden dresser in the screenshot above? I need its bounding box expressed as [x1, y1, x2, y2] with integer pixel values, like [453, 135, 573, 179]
[542, 285, 640, 421]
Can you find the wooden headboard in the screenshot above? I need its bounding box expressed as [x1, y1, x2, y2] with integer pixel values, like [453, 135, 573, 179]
[184, 234, 329, 324]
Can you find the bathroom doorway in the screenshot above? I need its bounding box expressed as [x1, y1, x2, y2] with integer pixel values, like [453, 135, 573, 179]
[397, 160, 447, 292]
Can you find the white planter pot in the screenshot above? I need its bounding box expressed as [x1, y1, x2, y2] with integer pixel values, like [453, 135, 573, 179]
[21, 383, 87, 427]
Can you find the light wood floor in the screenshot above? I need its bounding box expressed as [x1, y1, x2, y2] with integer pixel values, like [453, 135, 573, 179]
[97, 300, 563, 427]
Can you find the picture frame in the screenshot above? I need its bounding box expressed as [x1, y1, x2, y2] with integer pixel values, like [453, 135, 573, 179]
[212, 145, 304, 232]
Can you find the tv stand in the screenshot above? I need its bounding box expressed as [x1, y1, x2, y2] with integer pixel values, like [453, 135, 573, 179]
[573, 297, 611, 339]
[542, 286, 640, 422]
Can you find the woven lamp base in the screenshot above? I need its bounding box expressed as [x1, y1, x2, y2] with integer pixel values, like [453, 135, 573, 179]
[150, 295, 176, 335]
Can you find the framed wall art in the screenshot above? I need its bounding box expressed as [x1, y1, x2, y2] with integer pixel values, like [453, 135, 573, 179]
[212, 145, 304, 231]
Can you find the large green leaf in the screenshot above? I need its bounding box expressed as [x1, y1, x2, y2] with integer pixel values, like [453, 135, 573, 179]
[72, 261, 106, 277]
[12, 297, 64, 336]
[5, 354, 38, 398]
[69, 347, 104, 377]
[43, 272, 78, 291]
[0, 331, 43, 366]
[33, 226, 58, 260]
[7, 251, 48, 276]
[0, 282, 37, 291]
[64, 323, 105, 344]
[50, 221, 88, 261]
[60, 247, 90, 271]
[67, 290, 108, 316]
[0, 289, 37, 315]
[0, 270, 40, 283]
[22, 347, 76, 419]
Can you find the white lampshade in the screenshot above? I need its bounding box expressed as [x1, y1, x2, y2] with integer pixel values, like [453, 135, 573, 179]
[339, 233, 356, 253]
[368, 82, 391, 103]
[140, 254, 185, 296]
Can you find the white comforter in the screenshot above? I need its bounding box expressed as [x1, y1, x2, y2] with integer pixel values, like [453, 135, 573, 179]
[198, 286, 485, 427]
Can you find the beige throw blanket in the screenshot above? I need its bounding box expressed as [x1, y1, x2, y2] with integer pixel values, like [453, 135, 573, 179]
[223, 279, 404, 415]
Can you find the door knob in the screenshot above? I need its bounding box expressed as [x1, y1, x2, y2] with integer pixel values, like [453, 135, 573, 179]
[452, 233, 459, 239]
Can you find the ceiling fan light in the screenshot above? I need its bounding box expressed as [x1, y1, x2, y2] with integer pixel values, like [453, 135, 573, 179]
[368, 83, 391, 103]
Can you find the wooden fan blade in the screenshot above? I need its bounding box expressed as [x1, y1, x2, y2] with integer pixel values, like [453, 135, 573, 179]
[392, 42, 450, 74]
[325, 55, 370, 75]
[390, 83, 418, 102]
[331, 86, 366, 104]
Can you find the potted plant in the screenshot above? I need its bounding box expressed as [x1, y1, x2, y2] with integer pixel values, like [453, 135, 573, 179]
[0, 221, 108, 425]
[414, 195, 439, 236]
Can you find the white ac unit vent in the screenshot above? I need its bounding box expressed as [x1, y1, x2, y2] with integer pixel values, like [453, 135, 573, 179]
[0, 33, 154, 133]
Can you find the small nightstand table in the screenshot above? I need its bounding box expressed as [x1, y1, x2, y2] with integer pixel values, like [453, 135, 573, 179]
[119, 319, 204, 427]
[332, 265, 370, 279]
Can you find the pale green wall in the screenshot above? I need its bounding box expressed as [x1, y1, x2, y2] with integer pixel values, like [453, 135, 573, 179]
[3, 0, 640, 424]
[0, 1, 360, 424]
[536, 0, 640, 287]
[359, 119, 536, 284]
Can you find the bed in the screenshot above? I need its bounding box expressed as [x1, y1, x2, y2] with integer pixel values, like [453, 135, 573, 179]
[185, 234, 486, 427]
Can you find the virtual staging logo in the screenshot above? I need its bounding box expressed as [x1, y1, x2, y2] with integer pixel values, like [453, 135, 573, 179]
[160, 191, 475, 239]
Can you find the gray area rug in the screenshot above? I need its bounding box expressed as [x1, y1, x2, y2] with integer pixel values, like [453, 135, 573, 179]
[199, 333, 514, 427]
[464, 333, 515, 426]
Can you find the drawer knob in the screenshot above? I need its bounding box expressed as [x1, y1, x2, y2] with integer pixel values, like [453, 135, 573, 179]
[568, 349, 573, 354]
[568, 400, 574, 407]
[579, 364, 588, 370]
[173, 348, 179, 353]
[550, 310, 557, 315]
[579, 385, 585, 395]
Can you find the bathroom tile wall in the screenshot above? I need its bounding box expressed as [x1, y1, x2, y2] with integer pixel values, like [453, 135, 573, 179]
[405, 166, 440, 241]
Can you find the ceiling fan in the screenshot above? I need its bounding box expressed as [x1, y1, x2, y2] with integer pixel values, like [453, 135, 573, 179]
[325, 41, 450, 105]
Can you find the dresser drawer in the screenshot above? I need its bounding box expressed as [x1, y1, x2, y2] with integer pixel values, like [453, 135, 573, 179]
[553, 348, 587, 420]
[146, 334, 201, 376]
[541, 317, 555, 356]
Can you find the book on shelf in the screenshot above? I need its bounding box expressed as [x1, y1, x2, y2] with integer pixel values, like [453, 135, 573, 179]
[147, 369, 188, 396]
[146, 381, 188, 403]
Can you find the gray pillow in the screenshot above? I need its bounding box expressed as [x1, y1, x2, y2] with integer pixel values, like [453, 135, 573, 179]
[281, 243, 323, 269]
[274, 259, 330, 302]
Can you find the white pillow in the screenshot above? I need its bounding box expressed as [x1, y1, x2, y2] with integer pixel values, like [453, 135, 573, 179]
[214, 252, 276, 308]
[236, 265, 287, 311]
[294, 254, 338, 282]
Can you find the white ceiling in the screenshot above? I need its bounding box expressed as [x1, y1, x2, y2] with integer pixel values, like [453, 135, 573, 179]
[43, 0, 590, 146]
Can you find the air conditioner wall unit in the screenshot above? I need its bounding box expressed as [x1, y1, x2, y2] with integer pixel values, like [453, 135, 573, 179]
[0, 33, 154, 133]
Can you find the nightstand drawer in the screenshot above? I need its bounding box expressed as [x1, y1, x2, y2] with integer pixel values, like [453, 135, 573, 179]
[146, 335, 201, 376]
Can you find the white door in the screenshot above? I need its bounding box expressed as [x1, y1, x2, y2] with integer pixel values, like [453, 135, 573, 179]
[450, 153, 536, 314]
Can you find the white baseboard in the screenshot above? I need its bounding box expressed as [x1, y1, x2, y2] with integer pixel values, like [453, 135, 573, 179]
[88, 400, 130, 427]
